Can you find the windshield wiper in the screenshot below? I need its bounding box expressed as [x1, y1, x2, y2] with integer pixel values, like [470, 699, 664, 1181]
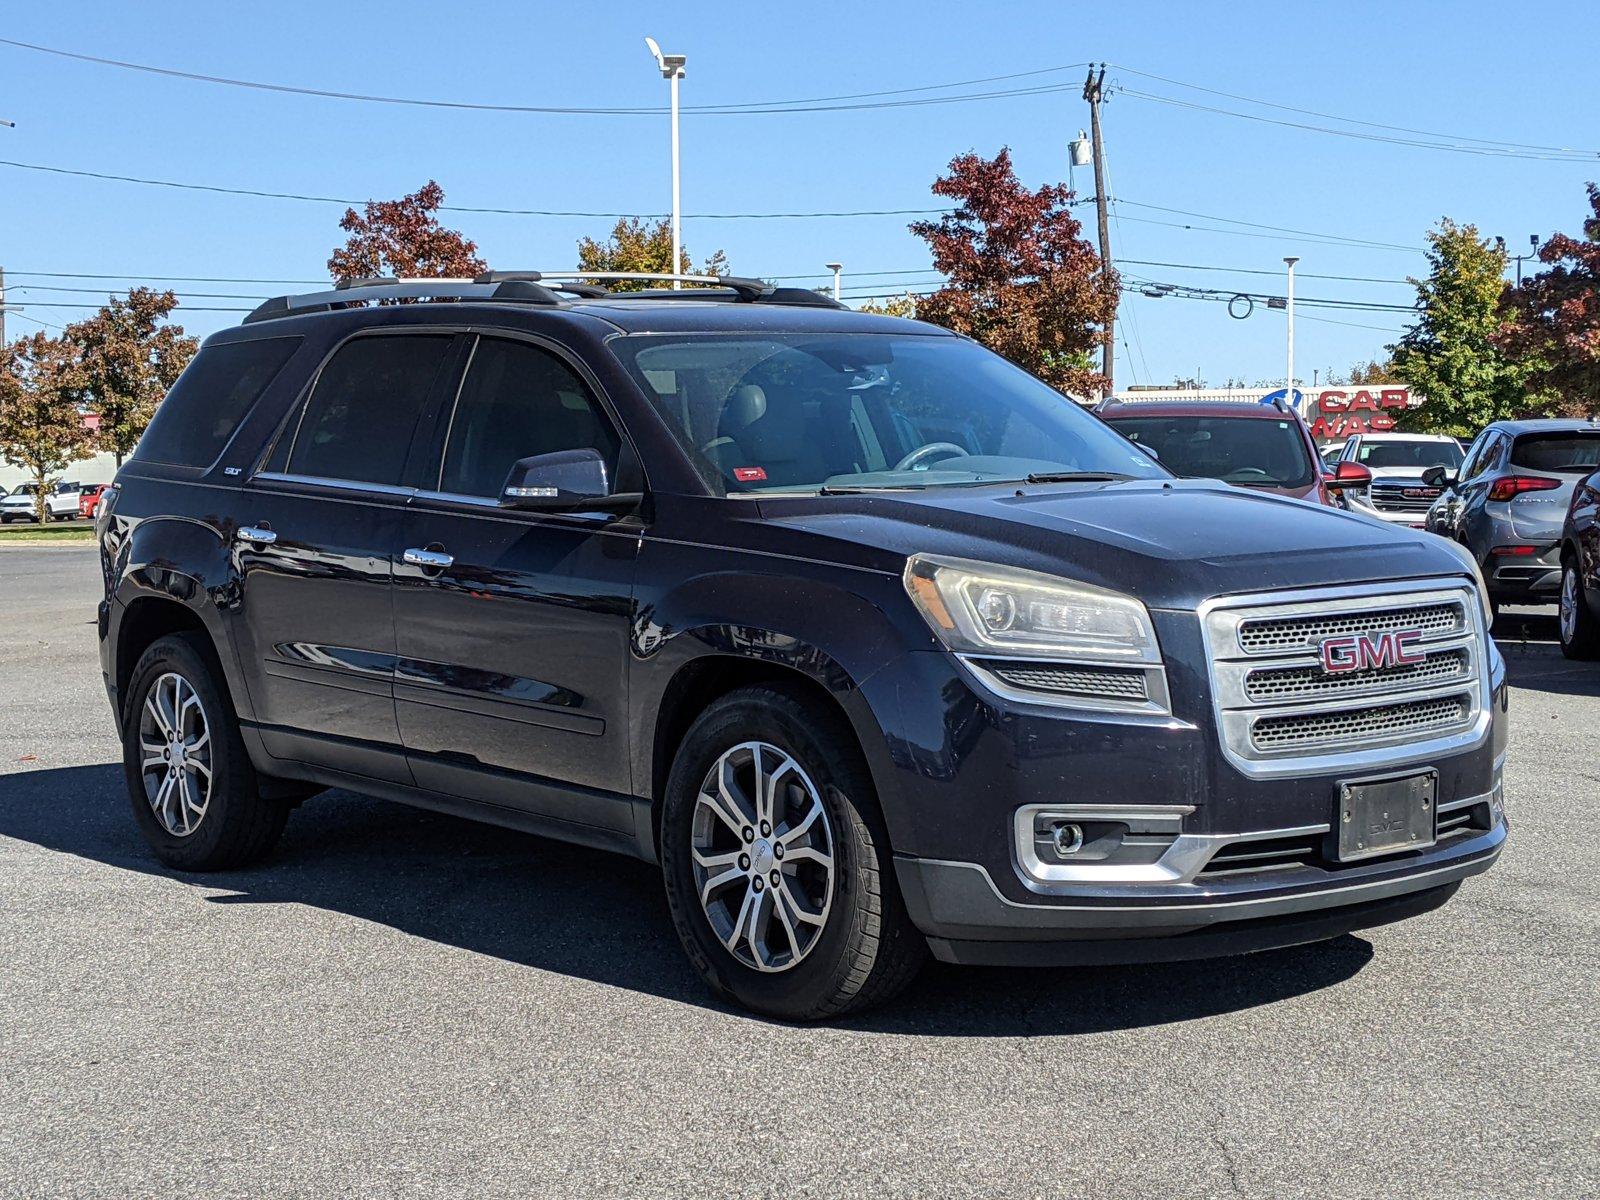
[816, 484, 929, 495]
[1022, 471, 1136, 484]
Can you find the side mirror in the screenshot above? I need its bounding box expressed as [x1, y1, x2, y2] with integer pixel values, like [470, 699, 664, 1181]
[1421, 466, 1456, 488]
[1324, 461, 1373, 491]
[500, 448, 613, 511]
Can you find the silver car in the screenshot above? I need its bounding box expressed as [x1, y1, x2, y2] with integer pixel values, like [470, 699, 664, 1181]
[1333, 433, 1465, 528]
[1424, 418, 1600, 609]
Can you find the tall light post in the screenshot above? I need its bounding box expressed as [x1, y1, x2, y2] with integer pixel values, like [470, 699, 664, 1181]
[1283, 256, 1299, 415]
[644, 38, 687, 289]
[824, 262, 843, 301]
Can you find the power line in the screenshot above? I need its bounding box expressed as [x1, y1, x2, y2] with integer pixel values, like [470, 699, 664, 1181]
[1119, 258, 1410, 286]
[1109, 63, 1599, 157]
[0, 158, 947, 218]
[1119, 86, 1599, 162]
[0, 37, 1089, 117]
[1113, 199, 1420, 253]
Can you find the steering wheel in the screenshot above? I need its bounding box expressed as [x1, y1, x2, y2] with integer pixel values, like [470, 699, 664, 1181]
[894, 442, 971, 472]
[1223, 467, 1274, 482]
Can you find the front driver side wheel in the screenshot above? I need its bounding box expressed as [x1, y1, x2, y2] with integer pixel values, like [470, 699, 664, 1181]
[661, 683, 926, 1019]
[1559, 558, 1600, 660]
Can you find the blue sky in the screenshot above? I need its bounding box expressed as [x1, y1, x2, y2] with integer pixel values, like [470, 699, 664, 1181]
[2, 0, 1596, 388]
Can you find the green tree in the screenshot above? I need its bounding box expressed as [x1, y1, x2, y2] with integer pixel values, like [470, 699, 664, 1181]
[857, 293, 919, 319]
[65, 288, 199, 466]
[1390, 220, 1533, 435]
[909, 149, 1116, 398]
[576, 217, 727, 290]
[0, 332, 94, 522]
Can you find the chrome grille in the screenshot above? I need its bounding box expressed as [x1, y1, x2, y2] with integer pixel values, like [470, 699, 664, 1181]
[1370, 483, 1443, 513]
[1202, 581, 1490, 778]
[1252, 694, 1470, 751]
[1244, 646, 1469, 703]
[978, 660, 1149, 702]
[1237, 601, 1463, 656]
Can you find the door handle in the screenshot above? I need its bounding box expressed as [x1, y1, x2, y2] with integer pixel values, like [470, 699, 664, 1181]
[237, 525, 277, 546]
[403, 547, 454, 570]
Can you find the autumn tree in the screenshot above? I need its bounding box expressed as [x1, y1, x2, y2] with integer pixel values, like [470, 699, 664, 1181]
[0, 333, 94, 522]
[576, 217, 727, 290]
[1390, 219, 1534, 436]
[857, 293, 920, 319]
[328, 181, 487, 282]
[65, 288, 198, 465]
[909, 148, 1116, 397]
[1498, 183, 1600, 415]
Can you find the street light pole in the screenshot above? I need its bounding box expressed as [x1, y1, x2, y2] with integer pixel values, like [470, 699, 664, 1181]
[1284, 256, 1299, 415]
[825, 262, 842, 301]
[644, 38, 688, 289]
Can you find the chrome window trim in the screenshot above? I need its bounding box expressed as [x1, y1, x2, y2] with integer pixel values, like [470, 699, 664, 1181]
[1196, 577, 1492, 780]
[253, 471, 417, 500]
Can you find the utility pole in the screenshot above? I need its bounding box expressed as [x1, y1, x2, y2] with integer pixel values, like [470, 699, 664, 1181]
[644, 39, 687, 288]
[1284, 257, 1299, 415]
[1083, 64, 1114, 397]
[0, 267, 7, 347]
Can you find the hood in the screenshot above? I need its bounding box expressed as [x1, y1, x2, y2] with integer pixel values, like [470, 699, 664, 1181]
[753, 479, 1470, 611]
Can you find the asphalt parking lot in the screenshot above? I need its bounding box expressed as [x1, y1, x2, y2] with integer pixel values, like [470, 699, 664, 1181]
[2, 545, 1596, 1199]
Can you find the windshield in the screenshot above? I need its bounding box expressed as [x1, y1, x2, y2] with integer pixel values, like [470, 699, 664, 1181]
[609, 333, 1166, 494]
[1108, 414, 1315, 489]
[1509, 432, 1600, 474]
[1356, 439, 1464, 470]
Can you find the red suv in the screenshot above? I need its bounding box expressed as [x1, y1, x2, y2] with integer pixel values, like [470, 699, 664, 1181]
[1097, 398, 1368, 506]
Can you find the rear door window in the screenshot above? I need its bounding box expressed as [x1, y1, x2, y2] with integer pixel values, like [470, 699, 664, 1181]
[1509, 432, 1600, 474]
[135, 337, 301, 468]
[437, 337, 620, 498]
[283, 335, 454, 487]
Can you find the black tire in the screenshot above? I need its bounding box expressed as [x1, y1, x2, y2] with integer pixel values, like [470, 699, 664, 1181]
[122, 631, 289, 870]
[1559, 556, 1600, 661]
[660, 683, 926, 1020]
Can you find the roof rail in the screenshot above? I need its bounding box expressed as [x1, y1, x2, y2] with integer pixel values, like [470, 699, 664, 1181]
[474, 270, 847, 309]
[243, 276, 563, 324]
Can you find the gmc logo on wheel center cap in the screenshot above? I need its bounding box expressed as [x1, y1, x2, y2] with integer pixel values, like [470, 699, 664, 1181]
[1319, 629, 1427, 674]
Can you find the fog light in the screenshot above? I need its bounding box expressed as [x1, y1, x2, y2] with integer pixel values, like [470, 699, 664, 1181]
[1052, 822, 1085, 856]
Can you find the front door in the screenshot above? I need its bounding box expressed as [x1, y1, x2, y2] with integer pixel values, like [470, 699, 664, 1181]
[232, 331, 460, 783]
[392, 334, 640, 833]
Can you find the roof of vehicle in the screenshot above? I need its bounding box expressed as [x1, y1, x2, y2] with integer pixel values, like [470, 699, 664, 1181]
[234, 273, 950, 339]
[1483, 417, 1600, 435]
[1346, 432, 1460, 443]
[1097, 399, 1303, 422]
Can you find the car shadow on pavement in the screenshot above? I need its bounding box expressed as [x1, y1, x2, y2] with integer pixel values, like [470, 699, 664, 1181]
[1, 762, 1374, 1036]
[1492, 608, 1600, 697]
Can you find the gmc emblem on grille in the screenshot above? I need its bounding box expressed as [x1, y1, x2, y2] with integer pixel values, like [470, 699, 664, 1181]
[1319, 629, 1426, 674]
[1403, 486, 1441, 498]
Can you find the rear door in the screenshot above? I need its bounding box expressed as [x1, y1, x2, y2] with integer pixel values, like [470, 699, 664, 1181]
[232, 331, 462, 783]
[392, 333, 641, 831]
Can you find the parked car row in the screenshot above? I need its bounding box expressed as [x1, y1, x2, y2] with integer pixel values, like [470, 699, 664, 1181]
[0, 480, 108, 523]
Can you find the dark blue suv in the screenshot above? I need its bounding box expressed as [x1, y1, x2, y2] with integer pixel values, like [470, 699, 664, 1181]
[96, 273, 1507, 1018]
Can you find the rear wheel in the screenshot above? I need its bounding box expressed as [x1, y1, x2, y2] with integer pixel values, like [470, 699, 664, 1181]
[122, 632, 289, 870]
[661, 683, 926, 1019]
[1559, 557, 1600, 660]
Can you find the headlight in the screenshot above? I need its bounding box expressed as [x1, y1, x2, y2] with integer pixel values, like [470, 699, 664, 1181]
[903, 553, 1161, 663]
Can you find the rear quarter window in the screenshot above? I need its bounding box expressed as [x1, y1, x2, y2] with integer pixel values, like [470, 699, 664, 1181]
[134, 337, 302, 468]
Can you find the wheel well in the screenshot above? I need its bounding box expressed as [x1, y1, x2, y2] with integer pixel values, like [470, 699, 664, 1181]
[115, 598, 211, 717]
[650, 657, 859, 820]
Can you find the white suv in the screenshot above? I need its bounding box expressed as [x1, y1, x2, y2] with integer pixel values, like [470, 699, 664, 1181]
[1335, 433, 1466, 527]
[0, 480, 83, 523]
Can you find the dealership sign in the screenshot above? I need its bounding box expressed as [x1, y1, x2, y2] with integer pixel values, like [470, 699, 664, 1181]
[1305, 387, 1418, 442]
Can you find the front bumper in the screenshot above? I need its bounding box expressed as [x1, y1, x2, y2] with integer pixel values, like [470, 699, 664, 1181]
[896, 808, 1503, 965]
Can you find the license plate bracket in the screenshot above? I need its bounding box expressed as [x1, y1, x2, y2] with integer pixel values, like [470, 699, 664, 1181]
[1335, 770, 1437, 862]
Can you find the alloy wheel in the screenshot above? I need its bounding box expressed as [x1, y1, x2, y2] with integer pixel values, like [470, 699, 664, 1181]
[1560, 566, 1579, 646]
[137, 671, 213, 837]
[690, 740, 835, 973]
